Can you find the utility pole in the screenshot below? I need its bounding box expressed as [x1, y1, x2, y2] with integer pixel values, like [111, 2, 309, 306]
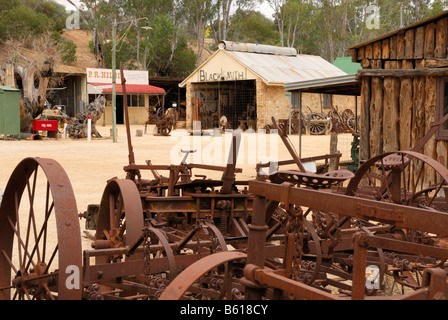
[112, 18, 117, 143]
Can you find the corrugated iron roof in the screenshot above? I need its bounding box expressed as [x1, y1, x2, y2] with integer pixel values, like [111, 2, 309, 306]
[219, 40, 298, 56]
[284, 74, 360, 96]
[180, 41, 347, 87]
[225, 50, 346, 85]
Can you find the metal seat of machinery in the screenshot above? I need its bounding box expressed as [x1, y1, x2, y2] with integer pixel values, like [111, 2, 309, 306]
[374, 153, 410, 170]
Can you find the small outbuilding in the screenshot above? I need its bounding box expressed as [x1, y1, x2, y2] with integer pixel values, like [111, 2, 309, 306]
[0, 86, 21, 138]
[180, 41, 346, 131]
[348, 10, 448, 188]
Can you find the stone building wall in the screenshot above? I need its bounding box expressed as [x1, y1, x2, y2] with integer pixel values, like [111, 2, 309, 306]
[185, 80, 359, 131]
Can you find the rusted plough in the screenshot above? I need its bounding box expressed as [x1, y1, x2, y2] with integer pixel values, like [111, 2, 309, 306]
[0, 65, 267, 300]
[159, 116, 448, 300]
[2, 68, 448, 300]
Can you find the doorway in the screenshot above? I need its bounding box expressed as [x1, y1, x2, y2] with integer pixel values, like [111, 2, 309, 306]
[116, 95, 124, 124]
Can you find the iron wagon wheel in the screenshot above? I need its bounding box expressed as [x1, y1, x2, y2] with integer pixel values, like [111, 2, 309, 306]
[158, 119, 172, 136]
[152, 220, 234, 300]
[327, 109, 343, 133]
[345, 151, 448, 292]
[145, 226, 177, 280]
[345, 151, 448, 213]
[94, 178, 144, 264]
[158, 251, 247, 300]
[0, 157, 82, 300]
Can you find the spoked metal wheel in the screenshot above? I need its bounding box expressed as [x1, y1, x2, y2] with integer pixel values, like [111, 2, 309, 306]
[345, 151, 448, 212]
[94, 179, 144, 263]
[0, 157, 82, 300]
[158, 251, 247, 300]
[345, 151, 448, 294]
[89, 179, 148, 299]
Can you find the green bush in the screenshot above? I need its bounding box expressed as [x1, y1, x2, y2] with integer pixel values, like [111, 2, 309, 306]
[58, 39, 77, 64]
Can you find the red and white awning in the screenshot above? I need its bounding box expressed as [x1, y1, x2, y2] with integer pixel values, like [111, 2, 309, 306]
[87, 83, 166, 95]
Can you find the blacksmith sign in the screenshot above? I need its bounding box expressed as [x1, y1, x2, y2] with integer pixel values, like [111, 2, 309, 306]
[192, 50, 257, 83]
[199, 69, 248, 82]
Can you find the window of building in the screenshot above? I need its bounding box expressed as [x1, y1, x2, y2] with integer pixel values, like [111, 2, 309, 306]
[322, 94, 332, 109]
[126, 94, 146, 107]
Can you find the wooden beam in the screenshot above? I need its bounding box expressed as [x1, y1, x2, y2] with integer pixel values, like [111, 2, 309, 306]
[365, 44, 373, 59]
[358, 67, 448, 77]
[405, 28, 415, 59]
[382, 76, 400, 152]
[356, 47, 365, 61]
[425, 58, 448, 68]
[397, 31, 406, 60]
[389, 35, 397, 60]
[373, 41, 382, 59]
[424, 22, 436, 58]
[399, 77, 413, 151]
[415, 26, 425, 59]
[382, 39, 390, 60]
[370, 77, 383, 157]
[435, 17, 448, 58]
[360, 77, 371, 161]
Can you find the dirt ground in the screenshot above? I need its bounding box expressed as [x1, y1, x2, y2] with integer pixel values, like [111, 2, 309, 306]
[0, 124, 354, 248]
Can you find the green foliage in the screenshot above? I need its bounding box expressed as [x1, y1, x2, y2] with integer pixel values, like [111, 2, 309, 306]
[57, 38, 78, 64]
[228, 9, 278, 45]
[144, 14, 194, 76]
[103, 41, 136, 70]
[0, 0, 78, 66]
[4, 0, 446, 76]
[0, 3, 54, 40]
[168, 42, 197, 77]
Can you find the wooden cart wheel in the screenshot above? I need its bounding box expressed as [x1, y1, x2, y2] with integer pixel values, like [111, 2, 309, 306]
[291, 110, 306, 134]
[94, 179, 144, 264]
[309, 113, 328, 135]
[341, 109, 355, 122]
[347, 116, 357, 133]
[0, 158, 82, 300]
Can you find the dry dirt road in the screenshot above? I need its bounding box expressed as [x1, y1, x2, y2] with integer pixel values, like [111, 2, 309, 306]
[0, 124, 353, 247]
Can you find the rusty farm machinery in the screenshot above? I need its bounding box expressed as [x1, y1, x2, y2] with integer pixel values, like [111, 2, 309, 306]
[1, 69, 448, 301]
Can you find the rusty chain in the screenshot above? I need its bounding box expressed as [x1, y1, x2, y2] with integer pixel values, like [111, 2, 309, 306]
[143, 219, 152, 286]
[285, 204, 304, 282]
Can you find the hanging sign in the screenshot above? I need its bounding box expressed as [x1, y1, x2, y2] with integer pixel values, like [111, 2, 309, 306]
[87, 68, 148, 85]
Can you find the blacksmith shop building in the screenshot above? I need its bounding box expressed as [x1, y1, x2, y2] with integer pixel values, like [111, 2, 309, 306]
[180, 41, 347, 131]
